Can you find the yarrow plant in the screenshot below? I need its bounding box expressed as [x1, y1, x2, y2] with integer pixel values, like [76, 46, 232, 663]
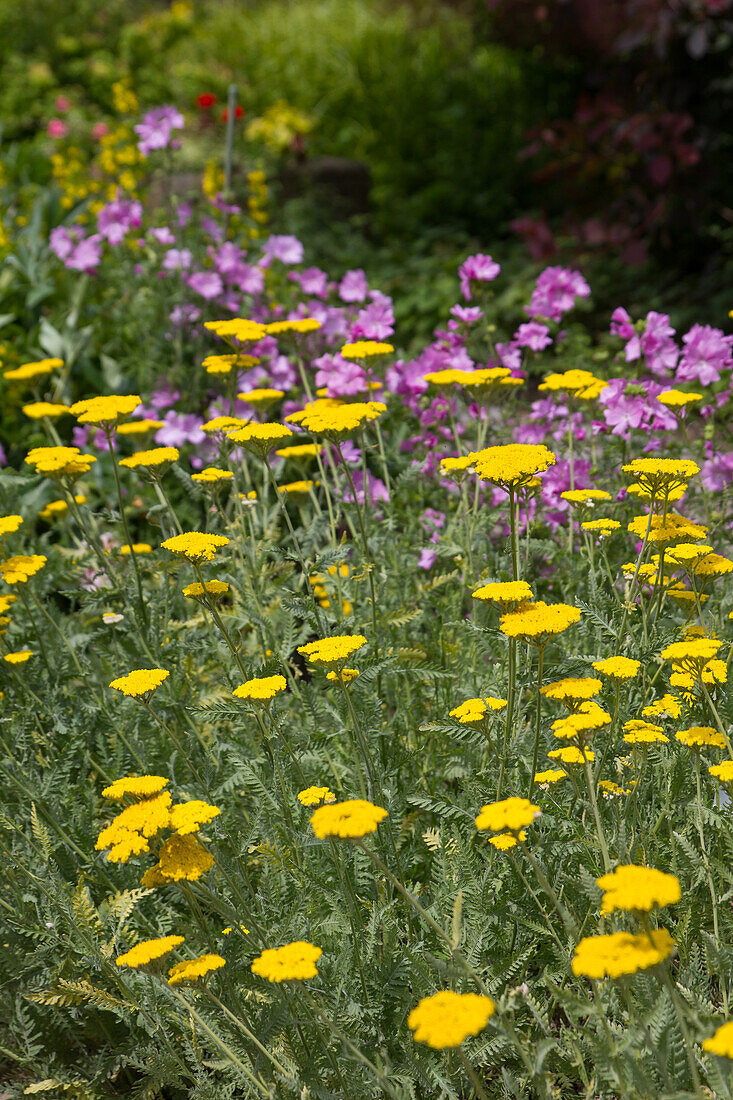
[0, 115, 731, 1099]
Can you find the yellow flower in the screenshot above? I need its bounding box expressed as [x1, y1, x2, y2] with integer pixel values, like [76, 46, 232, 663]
[450, 697, 507, 724]
[538, 369, 607, 398]
[232, 675, 287, 701]
[472, 443, 555, 490]
[168, 953, 225, 985]
[656, 390, 702, 409]
[548, 746, 595, 765]
[267, 319, 321, 335]
[276, 442, 321, 460]
[70, 394, 141, 426]
[340, 341, 394, 359]
[203, 353, 259, 374]
[202, 415, 249, 434]
[169, 800, 220, 835]
[155, 833, 215, 882]
[251, 941, 322, 982]
[561, 489, 612, 505]
[471, 580, 533, 609]
[541, 677, 602, 704]
[161, 532, 230, 562]
[238, 388, 285, 406]
[326, 667, 360, 683]
[621, 458, 699, 496]
[661, 638, 723, 677]
[581, 519, 620, 534]
[693, 552, 733, 578]
[22, 402, 71, 419]
[551, 702, 611, 739]
[116, 935, 184, 969]
[534, 768, 567, 785]
[407, 991, 495, 1049]
[4, 358, 63, 382]
[297, 634, 366, 667]
[96, 793, 173, 862]
[488, 831, 525, 850]
[675, 726, 726, 749]
[182, 579, 230, 601]
[475, 796, 540, 833]
[596, 865, 680, 914]
[4, 649, 33, 664]
[0, 554, 47, 584]
[119, 447, 179, 469]
[297, 786, 336, 806]
[0, 515, 23, 538]
[295, 401, 386, 439]
[310, 799, 387, 839]
[227, 422, 294, 457]
[499, 601, 580, 643]
[642, 694, 682, 720]
[572, 929, 674, 979]
[190, 467, 234, 484]
[592, 656, 640, 681]
[440, 455, 476, 478]
[102, 776, 169, 800]
[627, 512, 707, 546]
[117, 419, 164, 435]
[120, 543, 152, 555]
[709, 761, 733, 783]
[25, 446, 96, 479]
[204, 318, 267, 343]
[109, 668, 169, 698]
[702, 1021, 733, 1060]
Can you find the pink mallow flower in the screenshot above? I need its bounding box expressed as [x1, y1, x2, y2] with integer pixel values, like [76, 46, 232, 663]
[47, 119, 68, 139]
[527, 266, 590, 322]
[458, 253, 500, 300]
[97, 198, 143, 245]
[676, 324, 733, 386]
[338, 269, 369, 303]
[260, 235, 303, 265]
[135, 106, 184, 156]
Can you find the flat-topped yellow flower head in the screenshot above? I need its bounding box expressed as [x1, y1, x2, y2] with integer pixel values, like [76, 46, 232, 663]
[500, 601, 580, 645]
[204, 318, 267, 343]
[227, 422, 294, 457]
[572, 929, 674, 979]
[161, 532, 230, 562]
[119, 447, 179, 470]
[251, 941, 322, 982]
[622, 458, 699, 497]
[116, 935, 184, 969]
[408, 991, 495, 1049]
[25, 446, 96, 480]
[472, 443, 555, 491]
[702, 1022, 733, 1060]
[22, 402, 71, 419]
[298, 634, 366, 667]
[71, 394, 141, 426]
[4, 358, 63, 383]
[475, 796, 540, 833]
[0, 554, 47, 584]
[592, 656, 640, 681]
[310, 799, 387, 839]
[109, 668, 169, 698]
[472, 580, 533, 610]
[341, 341, 393, 360]
[168, 954, 225, 985]
[232, 675, 287, 702]
[596, 865, 680, 914]
[102, 776, 170, 800]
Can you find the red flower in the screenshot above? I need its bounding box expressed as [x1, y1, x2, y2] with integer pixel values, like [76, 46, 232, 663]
[197, 93, 218, 110]
[220, 105, 245, 122]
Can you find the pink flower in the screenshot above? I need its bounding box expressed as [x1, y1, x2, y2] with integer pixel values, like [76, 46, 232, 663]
[314, 353, 367, 397]
[450, 305, 483, 324]
[92, 122, 109, 140]
[97, 198, 143, 245]
[162, 248, 192, 271]
[458, 253, 500, 300]
[135, 105, 184, 156]
[338, 269, 369, 303]
[46, 119, 68, 139]
[260, 235, 303, 265]
[349, 291, 395, 341]
[151, 226, 175, 245]
[292, 267, 329, 298]
[514, 321, 552, 351]
[676, 324, 733, 386]
[187, 270, 223, 300]
[527, 266, 590, 322]
[54, 95, 70, 112]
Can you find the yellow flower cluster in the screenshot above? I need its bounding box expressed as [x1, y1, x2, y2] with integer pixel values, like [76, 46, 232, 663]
[71, 394, 141, 426]
[471, 580, 533, 609]
[538, 369, 607, 399]
[297, 634, 366, 667]
[182, 579, 230, 601]
[227, 422, 294, 456]
[596, 865, 681, 914]
[295, 401, 386, 439]
[232, 675, 287, 701]
[119, 447, 179, 470]
[541, 677, 601, 705]
[702, 1021, 733, 1060]
[297, 786, 336, 806]
[204, 319, 267, 343]
[116, 935, 184, 969]
[25, 446, 96, 479]
[0, 554, 47, 584]
[592, 656, 640, 680]
[4, 358, 63, 382]
[161, 532, 230, 562]
[310, 799, 387, 839]
[408, 990, 495, 1049]
[102, 775, 169, 800]
[472, 444, 556, 490]
[251, 941, 322, 982]
[622, 458, 699, 496]
[475, 797, 540, 833]
[109, 668, 169, 698]
[500, 602, 580, 643]
[572, 929, 675, 979]
[168, 953, 225, 985]
[675, 726, 726, 749]
[340, 341, 394, 360]
[450, 697, 506, 724]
